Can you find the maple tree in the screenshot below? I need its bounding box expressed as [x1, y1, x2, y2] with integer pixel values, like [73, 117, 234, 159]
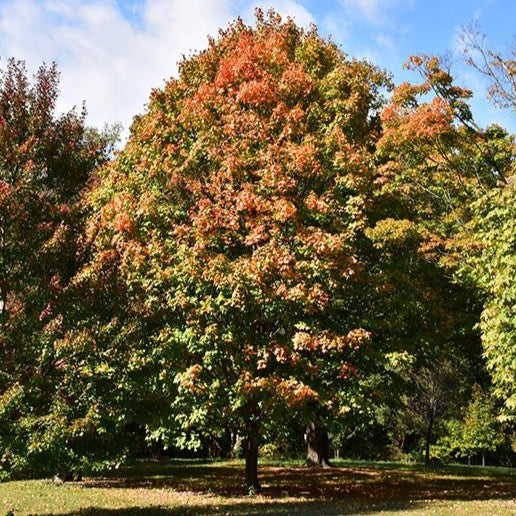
[375, 53, 511, 240]
[371, 52, 514, 421]
[0, 11, 513, 483]
[0, 59, 115, 479]
[83, 10, 390, 488]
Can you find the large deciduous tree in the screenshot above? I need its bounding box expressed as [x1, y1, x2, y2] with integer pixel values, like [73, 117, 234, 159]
[371, 53, 514, 422]
[0, 59, 115, 479]
[84, 11, 389, 489]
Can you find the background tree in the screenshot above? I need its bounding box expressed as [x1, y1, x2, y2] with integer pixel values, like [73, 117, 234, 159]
[456, 385, 506, 466]
[373, 52, 514, 424]
[402, 361, 465, 465]
[460, 23, 516, 111]
[459, 182, 515, 419]
[456, 27, 516, 419]
[83, 10, 390, 489]
[0, 58, 115, 479]
[436, 386, 506, 465]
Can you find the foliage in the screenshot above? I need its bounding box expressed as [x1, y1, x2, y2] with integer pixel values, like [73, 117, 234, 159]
[461, 386, 506, 458]
[376, 54, 512, 253]
[459, 182, 516, 418]
[83, 9, 390, 487]
[0, 58, 116, 479]
[373, 52, 514, 419]
[0, 12, 514, 482]
[435, 386, 506, 462]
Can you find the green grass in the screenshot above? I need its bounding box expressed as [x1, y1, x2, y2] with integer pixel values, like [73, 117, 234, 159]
[1, 459, 515, 515]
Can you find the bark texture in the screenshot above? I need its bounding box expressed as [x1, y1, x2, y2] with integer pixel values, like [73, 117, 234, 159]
[244, 428, 260, 491]
[305, 422, 331, 467]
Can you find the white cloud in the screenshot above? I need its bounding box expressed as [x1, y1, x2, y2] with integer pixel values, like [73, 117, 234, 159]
[0, 0, 235, 137]
[340, 0, 414, 25]
[342, 0, 383, 22]
[245, 0, 315, 27]
[375, 34, 394, 50]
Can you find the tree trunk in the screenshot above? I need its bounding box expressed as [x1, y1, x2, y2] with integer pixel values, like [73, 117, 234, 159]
[54, 470, 82, 483]
[305, 422, 331, 467]
[230, 431, 244, 458]
[152, 439, 165, 460]
[424, 410, 435, 466]
[482, 453, 485, 467]
[424, 436, 430, 465]
[244, 427, 260, 491]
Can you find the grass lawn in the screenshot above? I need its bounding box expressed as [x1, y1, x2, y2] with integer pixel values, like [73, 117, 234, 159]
[1, 459, 515, 515]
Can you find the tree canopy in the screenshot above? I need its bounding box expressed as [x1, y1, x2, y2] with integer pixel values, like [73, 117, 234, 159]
[0, 58, 115, 479]
[0, 11, 514, 484]
[82, 11, 394, 488]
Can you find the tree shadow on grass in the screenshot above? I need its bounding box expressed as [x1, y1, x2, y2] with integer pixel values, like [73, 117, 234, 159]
[80, 464, 516, 502]
[14, 462, 516, 515]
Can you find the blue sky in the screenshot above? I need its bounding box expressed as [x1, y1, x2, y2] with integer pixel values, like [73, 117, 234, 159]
[0, 0, 513, 136]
